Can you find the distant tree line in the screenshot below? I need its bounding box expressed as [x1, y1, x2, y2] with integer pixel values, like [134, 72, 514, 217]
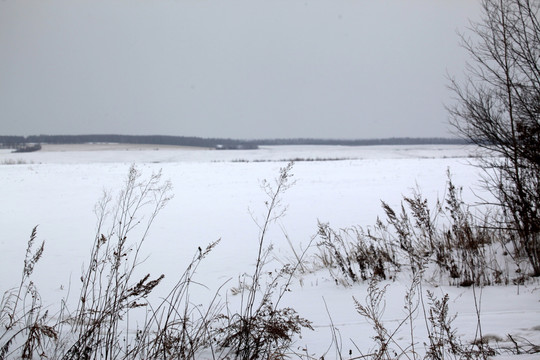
[257, 137, 470, 146]
[0, 135, 259, 150]
[0, 136, 27, 149]
[0, 134, 469, 150]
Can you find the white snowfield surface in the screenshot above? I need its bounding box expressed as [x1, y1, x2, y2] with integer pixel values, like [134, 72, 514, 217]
[0, 144, 538, 358]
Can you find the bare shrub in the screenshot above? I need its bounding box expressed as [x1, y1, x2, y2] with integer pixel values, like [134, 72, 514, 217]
[448, 0, 540, 276]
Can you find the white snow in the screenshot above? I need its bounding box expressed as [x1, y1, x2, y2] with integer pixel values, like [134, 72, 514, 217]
[0, 144, 538, 358]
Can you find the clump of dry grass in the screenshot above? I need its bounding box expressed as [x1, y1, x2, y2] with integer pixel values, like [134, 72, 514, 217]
[317, 222, 401, 285]
[0, 226, 56, 360]
[315, 170, 540, 359]
[0, 163, 313, 360]
[317, 171, 518, 288]
[320, 274, 496, 360]
[214, 162, 313, 360]
[62, 165, 172, 360]
[0, 159, 29, 165]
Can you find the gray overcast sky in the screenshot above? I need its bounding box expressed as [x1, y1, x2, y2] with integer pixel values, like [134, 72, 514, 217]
[0, 0, 481, 139]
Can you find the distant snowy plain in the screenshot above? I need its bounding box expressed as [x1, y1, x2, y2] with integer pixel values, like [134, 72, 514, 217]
[0, 144, 538, 359]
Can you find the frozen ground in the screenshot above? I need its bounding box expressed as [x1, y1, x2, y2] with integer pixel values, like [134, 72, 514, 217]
[0, 144, 538, 358]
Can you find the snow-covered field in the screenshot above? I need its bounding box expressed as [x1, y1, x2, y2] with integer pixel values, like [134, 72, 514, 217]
[1, 144, 538, 358]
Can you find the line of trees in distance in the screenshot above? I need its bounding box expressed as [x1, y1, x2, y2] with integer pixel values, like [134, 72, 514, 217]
[0, 134, 469, 150]
[0, 134, 259, 150]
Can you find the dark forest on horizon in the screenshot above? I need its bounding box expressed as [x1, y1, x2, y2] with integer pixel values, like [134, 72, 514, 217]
[0, 134, 469, 150]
